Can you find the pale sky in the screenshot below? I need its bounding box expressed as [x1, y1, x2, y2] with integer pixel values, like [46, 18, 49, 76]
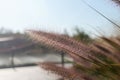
[0, 0, 120, 36]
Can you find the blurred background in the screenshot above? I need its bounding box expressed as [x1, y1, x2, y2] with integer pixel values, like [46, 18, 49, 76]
[0, 0, 119, 80]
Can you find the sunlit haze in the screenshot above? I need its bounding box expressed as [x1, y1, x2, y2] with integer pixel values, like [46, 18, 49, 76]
[0, 0, 120, 36]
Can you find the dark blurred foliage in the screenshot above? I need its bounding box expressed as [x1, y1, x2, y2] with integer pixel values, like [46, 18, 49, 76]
[73, 27, 93, 44]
